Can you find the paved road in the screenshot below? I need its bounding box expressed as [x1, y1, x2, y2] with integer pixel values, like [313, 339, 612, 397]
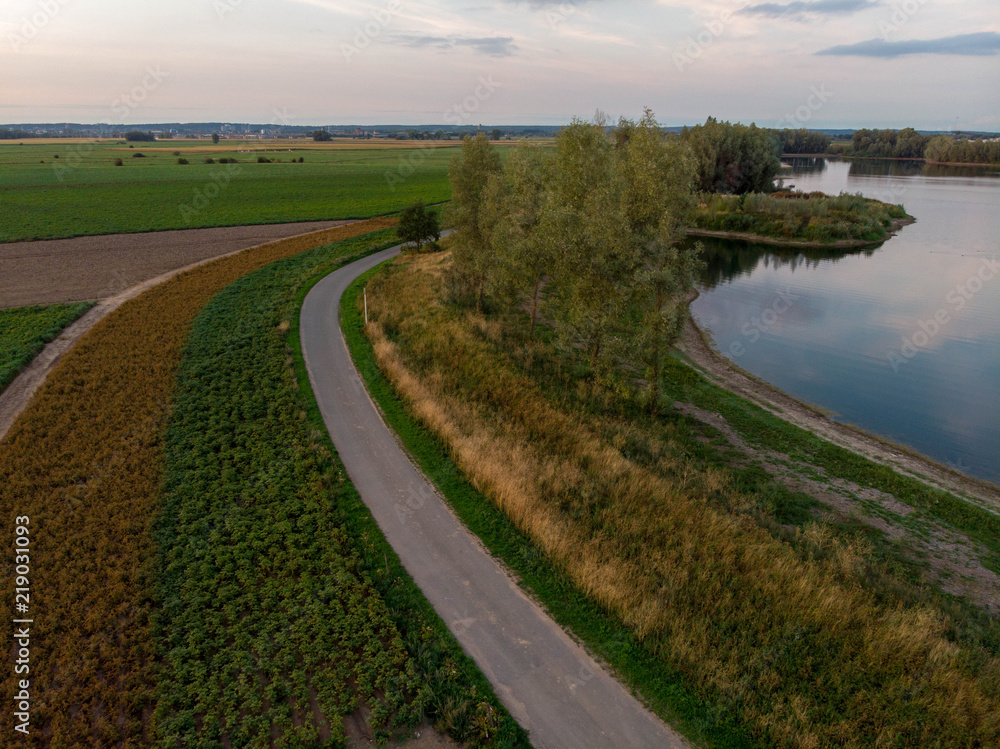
[300, 246, 686, 749]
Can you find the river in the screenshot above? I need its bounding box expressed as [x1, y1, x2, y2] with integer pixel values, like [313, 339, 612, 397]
[689, 158, 1000, 484]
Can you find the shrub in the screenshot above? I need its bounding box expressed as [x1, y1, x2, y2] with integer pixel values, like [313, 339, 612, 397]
[132, 152, 146, 158]
[176, 158, 189, 165]
[204, 157, 215, 164]
[114, 158, 123, 166]
[257, 156, 271, 163]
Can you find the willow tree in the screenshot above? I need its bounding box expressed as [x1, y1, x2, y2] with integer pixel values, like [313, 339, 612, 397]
[541, 117, 634, 367]
[448, 133, 502, 309]
[615, 110, 701, 409]
[482, 142, 552, 336]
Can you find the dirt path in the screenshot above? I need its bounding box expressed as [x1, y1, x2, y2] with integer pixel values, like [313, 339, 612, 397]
[0, 220, 351, 308]
[0, 221, 358, 442]
[301, 246, 686, 749]
[677, 315, 1000, 515]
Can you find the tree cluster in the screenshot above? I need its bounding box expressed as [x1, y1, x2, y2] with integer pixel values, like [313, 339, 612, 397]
[681, 117, 782, 194]
[924, 135, 1000, 165]
[448, 111, 702, 407]
[312, 129, 332, 141]
[772, 128, 831, 155]
[850, 127, 928, 158]
[124, 130, 157, 142]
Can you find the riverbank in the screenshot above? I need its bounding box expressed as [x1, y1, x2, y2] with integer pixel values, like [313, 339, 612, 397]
[686, 214, 914, 249]
[690, 191, 912, 246]
[678, 308, 1000, 514]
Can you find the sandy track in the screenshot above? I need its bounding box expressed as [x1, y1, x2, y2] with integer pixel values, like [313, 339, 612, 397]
[678, 315, 1000, 514]
[0, 220, 351, 308]
[0, 221, 359, 442]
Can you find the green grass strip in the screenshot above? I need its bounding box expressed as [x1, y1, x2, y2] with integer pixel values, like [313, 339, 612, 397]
[0, 302, 94, 392]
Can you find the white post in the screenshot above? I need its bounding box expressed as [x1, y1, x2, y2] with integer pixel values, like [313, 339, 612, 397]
[364, 287, 368, 325]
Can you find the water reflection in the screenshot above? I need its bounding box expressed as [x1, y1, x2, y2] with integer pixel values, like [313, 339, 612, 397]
[696, 236, 879, 288]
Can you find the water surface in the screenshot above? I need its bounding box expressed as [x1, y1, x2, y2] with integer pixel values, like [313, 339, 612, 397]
[690, 159, 1000, 484]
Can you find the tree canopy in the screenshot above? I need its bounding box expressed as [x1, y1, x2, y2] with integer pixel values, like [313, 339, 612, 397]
[447, 111, 703, 408]
[681, 117, 781, 194]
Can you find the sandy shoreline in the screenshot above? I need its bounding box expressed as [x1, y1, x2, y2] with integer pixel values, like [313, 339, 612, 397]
[677, 311, 1000, 514]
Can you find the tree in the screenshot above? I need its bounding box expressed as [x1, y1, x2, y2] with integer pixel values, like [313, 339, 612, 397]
[486, 143, 552, 336]
[312, 130, 332, 142]
[612, 110, 701, 408]
[682, 117, 780, 194]
[448, 133, 503, 309]
[124, 130, 156, 142]
[541, 116, 633, 367]
[396, 201, 440, 251]
[212, 133, 220, 144]
[491, 128, 502, 141]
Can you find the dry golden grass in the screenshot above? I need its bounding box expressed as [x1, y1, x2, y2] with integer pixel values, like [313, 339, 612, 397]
[0, 218, 395, 746]
[366, 251, 1000, 748]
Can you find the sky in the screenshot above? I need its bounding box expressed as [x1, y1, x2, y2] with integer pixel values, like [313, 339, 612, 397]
[1, 0, 998, 129]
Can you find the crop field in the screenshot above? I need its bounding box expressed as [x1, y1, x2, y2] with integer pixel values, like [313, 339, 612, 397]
[359, 250, 1000, 748]
[0, 219, 440, 745]
[0, 302, 93, 391]
[0, 139, 458, 242]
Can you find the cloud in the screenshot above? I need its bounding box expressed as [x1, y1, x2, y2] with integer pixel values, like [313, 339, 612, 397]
[740, 0, 876, 19]
[389, 34, 518, 56]
[817, 31, 1000, 57]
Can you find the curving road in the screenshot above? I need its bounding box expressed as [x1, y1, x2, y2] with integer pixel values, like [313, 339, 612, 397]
[300, 245, 686, 749]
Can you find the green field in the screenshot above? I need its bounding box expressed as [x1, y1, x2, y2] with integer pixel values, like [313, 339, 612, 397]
[0, 139, 456, 241]
[0, 302, 94, 391]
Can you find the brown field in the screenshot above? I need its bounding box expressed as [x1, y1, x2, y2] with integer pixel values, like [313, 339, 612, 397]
[0, 217, 397, 746]
[0, 220, 350, 308]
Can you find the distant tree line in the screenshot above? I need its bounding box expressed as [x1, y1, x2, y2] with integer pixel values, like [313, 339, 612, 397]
[850, 128, 928, 159]
[448, 111, 703, 407]
[772, 128, 831, 155]
[0, 128, 37, 139]
[125, 131, 158, 142]
[847, 128, 1000, 164]
[924, 135, 1000, 165]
